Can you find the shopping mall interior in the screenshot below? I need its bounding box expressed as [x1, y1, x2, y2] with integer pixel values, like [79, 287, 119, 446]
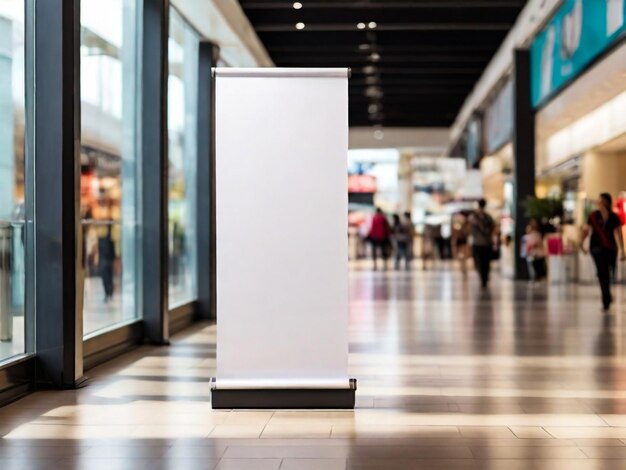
[2, 0, 626, 468]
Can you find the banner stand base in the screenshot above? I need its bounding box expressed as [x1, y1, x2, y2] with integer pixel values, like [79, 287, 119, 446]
[211, 379, 357, 409]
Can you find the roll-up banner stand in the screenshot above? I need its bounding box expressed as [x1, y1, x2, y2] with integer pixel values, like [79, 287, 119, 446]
[210, 68, 356, 409]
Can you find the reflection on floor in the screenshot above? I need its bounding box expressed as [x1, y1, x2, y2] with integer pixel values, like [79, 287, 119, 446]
[2, 268, 626, 469]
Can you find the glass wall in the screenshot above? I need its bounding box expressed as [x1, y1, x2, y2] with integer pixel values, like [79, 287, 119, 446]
[168, 9, 199, 308]
[80, 0, 141, 335]
[0, 0, 26, 362]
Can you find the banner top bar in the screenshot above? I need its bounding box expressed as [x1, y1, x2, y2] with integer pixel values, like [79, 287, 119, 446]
[213, 67, 350, 79]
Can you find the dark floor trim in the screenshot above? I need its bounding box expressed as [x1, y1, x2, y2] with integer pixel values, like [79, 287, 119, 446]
[0, 355, 36, 407]
[169, 302, 197, 335]
[211, 379, 357, 409]
[83, 321, 144, 371]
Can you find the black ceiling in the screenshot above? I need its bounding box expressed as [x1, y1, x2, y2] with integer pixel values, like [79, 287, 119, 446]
[239, 0, 526, 127]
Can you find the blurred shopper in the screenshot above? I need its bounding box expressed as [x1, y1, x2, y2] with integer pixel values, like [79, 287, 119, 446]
[369, 208, 391, 270]
[525, 219, 546, 282]
[403, 212, 416, 268]
[434, 224, 445, 260]
[470, 199, 495, 288]
[98, 224, 116, 303]
[392, 214, 410, 270]
[581, 193, 625, 311]
[356, 219, 370, 259]
[422, 224, 436, 270]
[453, 213, 471, 276]
[170, 220, 185, 286]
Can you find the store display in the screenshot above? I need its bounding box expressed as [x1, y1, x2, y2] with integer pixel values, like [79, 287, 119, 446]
[532, 0, 626, 106]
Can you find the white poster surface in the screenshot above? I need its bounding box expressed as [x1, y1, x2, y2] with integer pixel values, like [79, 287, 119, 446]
[214, 68, 350, 389]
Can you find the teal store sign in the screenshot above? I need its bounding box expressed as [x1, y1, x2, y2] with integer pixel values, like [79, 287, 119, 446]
[531, 0, 626, 107]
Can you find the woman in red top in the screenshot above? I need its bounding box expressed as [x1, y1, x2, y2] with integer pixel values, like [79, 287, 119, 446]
[368, 208, 391, 270]
[581, 193, 625, 311]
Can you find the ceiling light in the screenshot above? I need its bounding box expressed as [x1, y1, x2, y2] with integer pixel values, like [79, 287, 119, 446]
[363, 65, 377, 74]
[368, 104, 379, 114]
[357, 22, 366, 30]
[365, 75, 380, 85]
[359, 43, 371, 51]
[296, 22, 305, 30]
[368, 22, 377, 29]
[374, 129, 385, 140]
[365, 86, 383, 98]
[370, 52, 381, 62]
[293, 2, 303, 9]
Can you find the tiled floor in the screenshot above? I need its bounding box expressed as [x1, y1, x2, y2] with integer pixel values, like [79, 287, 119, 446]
[2, 266, 626, 469]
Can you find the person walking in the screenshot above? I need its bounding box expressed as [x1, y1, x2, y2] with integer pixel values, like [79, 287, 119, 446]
[453, 212, 471, 276]
[525, 219, 547, 282]
[392, 214, 410, 270]
[423, 224, 439, 270]
[470, 199, 495, 288]
[368, 208, 391, 270]
[98, 224, 116, 303]
[581, 193, 625, 311]
[403, 212, 416, 269]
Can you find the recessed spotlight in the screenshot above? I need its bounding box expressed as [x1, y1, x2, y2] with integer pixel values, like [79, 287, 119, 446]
[365, 86, 383, 98]
[368, 22, 377, 29]
[370, 52, 381, 62]
[293, 2, 303, 9]
[359, 43, 371, 51]
[357, 22, 366, 30]
[296, 22, 305, 30]
[363, 65, 377, 74]
[368, 104, 379, 114]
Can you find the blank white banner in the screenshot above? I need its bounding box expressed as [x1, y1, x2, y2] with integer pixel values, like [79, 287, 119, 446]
[214, 68, 350, 389]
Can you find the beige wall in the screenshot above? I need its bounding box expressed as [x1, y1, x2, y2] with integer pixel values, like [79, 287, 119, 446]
[480, 156, 505, 206]
[581, 152, 626, 200]
[349, 127, 449, 150]
[535, 178, 561, 198]
[397, 151, 414, 213]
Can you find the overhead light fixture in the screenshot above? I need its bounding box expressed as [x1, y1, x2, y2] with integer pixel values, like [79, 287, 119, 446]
[357, 22, 366, 30]
[296, 22, 305, 30]
[368, 22, 377, 29]
[358, 43, 371, 51]
[363, 65, 377, 74]
[374, 129, 385, 140]
[293, 1, 303, 9]
[365, 86, 383, 98]
[370, 52, 381, 62]
[368, 104, 379, 114]
[365, 75, 380, 85]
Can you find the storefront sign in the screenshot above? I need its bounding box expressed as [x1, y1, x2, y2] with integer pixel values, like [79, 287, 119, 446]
[465, 117, 482, 168]
[484, 80, 513, 155]
[531, 0, 626, 107]
[348, 174, 377, 193]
